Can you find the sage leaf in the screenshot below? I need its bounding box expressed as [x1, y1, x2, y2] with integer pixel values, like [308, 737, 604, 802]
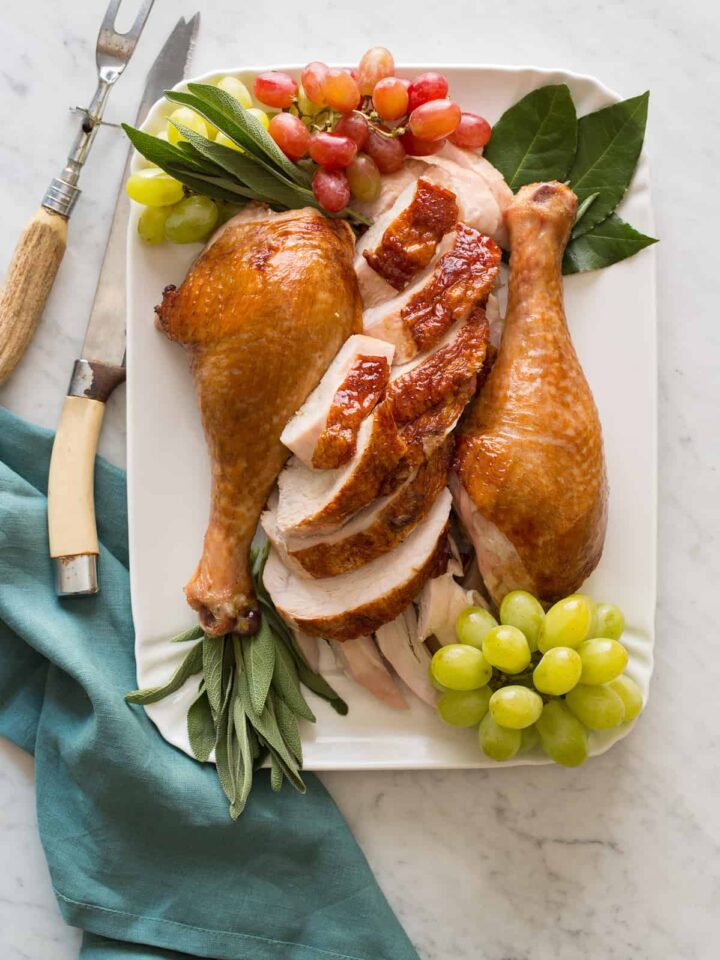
[122, 123, 205, 173]
[203, 635, 225, 716]
[272, 639, 316, 722]
[171, 624, 204, 644]
[125, 641, 202, 704]
[295, 656, 348, 716]
[242, 619, 276, 716]
[270, 754, 284, 793]
[233, 699, 254, 814]
[213, 665, 237, 805]
[238, 672, 303, 789]
[187, 687, 216, 762]
[274, 695, 303, 766]
[484, 84, 577, 191]
[568, 92, 649, 238]
[563, 213, 657, 274]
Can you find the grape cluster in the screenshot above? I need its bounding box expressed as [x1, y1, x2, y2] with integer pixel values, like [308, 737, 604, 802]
[431, 592, 644, 767]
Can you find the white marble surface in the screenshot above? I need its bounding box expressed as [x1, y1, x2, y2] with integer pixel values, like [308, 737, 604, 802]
[0, 1, 718, 958]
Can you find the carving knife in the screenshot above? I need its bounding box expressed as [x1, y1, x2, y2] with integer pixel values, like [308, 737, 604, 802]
[47, 14, 200, 597]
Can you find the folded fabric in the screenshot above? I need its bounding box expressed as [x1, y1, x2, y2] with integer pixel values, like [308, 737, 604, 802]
[0, 406, 418, 960]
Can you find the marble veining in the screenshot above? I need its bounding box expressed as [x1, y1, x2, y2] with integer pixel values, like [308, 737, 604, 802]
[1, 0, 719, 958]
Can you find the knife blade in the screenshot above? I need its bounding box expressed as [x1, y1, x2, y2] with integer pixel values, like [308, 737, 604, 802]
[82, 13, 200, 366]
[47, 14, 200, 597]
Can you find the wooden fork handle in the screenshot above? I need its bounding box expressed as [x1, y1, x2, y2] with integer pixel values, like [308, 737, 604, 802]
[0, 207, 68, 384]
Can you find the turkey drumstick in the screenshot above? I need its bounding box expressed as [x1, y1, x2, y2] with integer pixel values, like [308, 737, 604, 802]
[156, 207, 361, 636]
[453, 182, 608, 604]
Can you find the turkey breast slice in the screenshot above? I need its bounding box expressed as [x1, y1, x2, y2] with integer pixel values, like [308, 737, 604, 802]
[265, 488, 452, 641]
[280, 334, 395, 468]
[375, 607, 438, 708]
[431, 143, 514, 214]
[276, 399, 406, 537]
[329, 636, 408, 710]
[263, 439, 452, 579]
[363, 225, 500, 362]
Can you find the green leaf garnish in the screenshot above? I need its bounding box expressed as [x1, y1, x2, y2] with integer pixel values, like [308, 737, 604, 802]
[241, 619, 276, 716]
[125, 639, 202, 704]
[563, 213, 657, 274]
[568, 92, 650, 238]
[484, 84, 578, 190]
[187, 686, 215, 762]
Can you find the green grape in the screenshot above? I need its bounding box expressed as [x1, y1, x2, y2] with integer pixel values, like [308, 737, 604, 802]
[164, 196, 219, 244]
[479, 713, 521, 761]
[215, 131, 243, 152]
[215, 201, 242, 226]
[574, 593, 598, 637]
[297, 82, 322, 117]
[216, 75, 253, 108]
[438, 687, 491, 727]
[482, 625, 530, 674]
[499, 590, 545, 651]
[167, 106, 210, 145]
[520, 723, 540, 753]
[577, 638, 628, 685]
[536, 700, 589, 767]
[565, 684, 625, 730]
[595, 603, 625, 640]
[608, 674, 643, 722]
[456, 605, 498, 649]
[538, 594, 595, 652]
[137, 205, 174, 244]
[126, 168, 184, 206]
[248, 107, 270, 130]
[430, 644, 492, 691]
[533, 647, 582, 696]
[489, 685, 543, 729]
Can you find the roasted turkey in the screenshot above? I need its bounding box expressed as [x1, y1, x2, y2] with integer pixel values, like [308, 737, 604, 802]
[453, 181, 608, 605]
[156, 206, 361, 636]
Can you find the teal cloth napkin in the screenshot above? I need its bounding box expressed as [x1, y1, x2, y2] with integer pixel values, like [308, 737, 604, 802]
[0, 406, 419, 960]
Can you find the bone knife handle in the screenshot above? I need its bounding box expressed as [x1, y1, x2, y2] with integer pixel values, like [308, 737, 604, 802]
[47, 360, 126, 596]
[0, 208, 68, 384]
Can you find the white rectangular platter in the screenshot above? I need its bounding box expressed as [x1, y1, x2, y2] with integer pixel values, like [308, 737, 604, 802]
[127, 64, 656, 769]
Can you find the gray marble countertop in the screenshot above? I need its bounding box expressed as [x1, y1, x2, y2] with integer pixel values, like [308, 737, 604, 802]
[1, 1, 718, 958]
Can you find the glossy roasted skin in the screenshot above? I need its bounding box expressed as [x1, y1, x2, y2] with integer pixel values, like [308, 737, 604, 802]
[312, 355, 390, 469]
[156, 207, 361, 635]
[454, 182, 608, 603]
[363, 179, 458, 289]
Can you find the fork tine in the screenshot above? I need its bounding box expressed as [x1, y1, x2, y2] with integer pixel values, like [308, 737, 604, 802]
[99, 0, 122, 36]
[125, 0, 156, 42]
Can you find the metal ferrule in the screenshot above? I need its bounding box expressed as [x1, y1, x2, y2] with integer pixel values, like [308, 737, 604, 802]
[68, 358, 126, 403]
[54, 555, 99, 597]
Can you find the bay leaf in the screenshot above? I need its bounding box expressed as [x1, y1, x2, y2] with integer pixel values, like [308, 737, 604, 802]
[562, 213, 657, 274]
[484, 84, 577, 191]
[125, 641, 202, 704]
[569, 92, 649, 237]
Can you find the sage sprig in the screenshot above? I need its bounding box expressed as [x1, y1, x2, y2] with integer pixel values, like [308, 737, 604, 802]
[123, 82, 370, 226]
[485, 84, 656, 273]
[125, 541, 347, 820]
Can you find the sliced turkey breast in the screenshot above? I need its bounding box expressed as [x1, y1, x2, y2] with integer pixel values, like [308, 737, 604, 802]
[265, 488, 452, 640]
[355, 178, 459, 305]
[430, 143, 514, 215]
[276, 399, 406, 537]
[400, 379, 475, 466]
[375, 607, 438, 708]
[329, 636, 408, 710]
[363, 225, 501, 362]
[263, 439, 452, 579]
[280, 334, 395, 469]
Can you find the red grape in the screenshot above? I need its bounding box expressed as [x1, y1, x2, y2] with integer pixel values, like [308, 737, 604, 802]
[357, 47, 395, 96]
[372, 77, 409, 121]
[309, 132, 357, 168]
[269, 112, 310, 160]
[253, 71, 297, 109]
[334, 112, 369, 149]
[322, 69, 361, 112]
[408, 99, 461, 141]
[301, 61, 329, 105]
[312, 167, 350, 212]
[407, 72, 449, 113]
[450, 112, 492, 149]
[364, 127, 406, 173]
[346, 153, 382, 203]
[399, 130, 447, 157]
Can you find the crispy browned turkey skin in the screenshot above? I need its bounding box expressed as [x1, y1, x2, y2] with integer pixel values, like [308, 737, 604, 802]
[155, 207, 361, 636]
[454, 182, 608, 604]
